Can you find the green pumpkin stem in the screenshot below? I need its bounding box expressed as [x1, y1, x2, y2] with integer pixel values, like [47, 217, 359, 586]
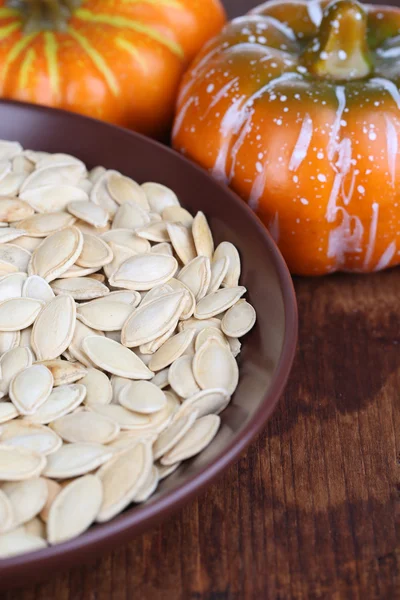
[302, 0, 373, 81]
[6, 0, 81, 33]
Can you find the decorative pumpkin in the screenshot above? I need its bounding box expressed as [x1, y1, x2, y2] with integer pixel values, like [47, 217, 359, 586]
[173, 0, 400, 275]
[0, 0, 226, 138]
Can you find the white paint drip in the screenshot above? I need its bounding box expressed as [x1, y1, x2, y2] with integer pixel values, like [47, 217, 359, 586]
[263, 16, 297, 41]
[288, 114, 313, 171]
[384, 114, 397, 186]
[177, 43, 225, 105]
[327, 208, 363, 261]
[369, 77, 400, 110]
[377, 46, 400, 59]
[328, 86, 346, 161]
[325, 173, 343, 222]
[342, 170, 356, 206]
[374, 241, 396, 271]
[203, 77, 240, 118]
[249, 162, 269, 211]
[172, 96, 195, 139]
[307, 0, 323, 27]
[268, 211, 280, 243]
[363, 202, 379, 268]
[212, 98, 244, 184]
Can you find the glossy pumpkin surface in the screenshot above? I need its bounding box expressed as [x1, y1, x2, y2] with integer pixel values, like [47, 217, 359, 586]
[173, 0, 400, 275]
[0, 0, 226, 138]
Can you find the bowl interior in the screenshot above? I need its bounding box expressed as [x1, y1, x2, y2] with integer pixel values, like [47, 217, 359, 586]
[0, 101, 297, 585]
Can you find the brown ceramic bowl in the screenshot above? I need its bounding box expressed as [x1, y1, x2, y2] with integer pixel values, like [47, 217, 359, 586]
[0, 100, 297, 589]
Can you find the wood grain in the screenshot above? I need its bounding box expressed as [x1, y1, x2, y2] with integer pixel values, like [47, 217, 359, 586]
[2, 270, 399, 599]
[2, 1, 400, 598]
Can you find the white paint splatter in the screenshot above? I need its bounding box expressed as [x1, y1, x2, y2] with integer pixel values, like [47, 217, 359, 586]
[374, 241, 396, 271]
[203, 77, 240, 117]
[307, 0, 323, 27]
[263, 16, 297, 41]
[369, 77, 400, 110]
[288, 114, 313, 171]
[172, 96, 195, 139]
[328, 86, 346, 161]
[268, 211, 280, 243]
[384, 114, 398, 186]
[327, 208, 364, 262]
[363, 202, 379, 268]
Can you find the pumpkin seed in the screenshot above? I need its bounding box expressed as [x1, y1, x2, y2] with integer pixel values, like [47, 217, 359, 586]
[167, 222, 196, 265]
[174, 388, 230, 420]
[0, 527, 47, 557]
[37, 359, 87, 387]
[150, 242, 173, 256]
[221, 299, 256, 337]
[136, 221, 169, 243]
[0, 347, 33, 395]
[1, 477, 48, 527]
[0, 260, 18, 276]
[122, 290, 186, 347]
[12, 235, 42, 252]
[90, 404, 149, 429]
[47, 475, 103, 544]
[20, 185, 88, 213]
[0, 244, 30, 272]
[34, 153, 85, 171]
[193, 337, 238, 395]
[166, 279, 195, 320]
[110, 253, 177, 291]
[76, 234, 113, 268]
[68, 321, 104, 367]
[178, 256, 211, 301]
[101, 229, 150, 253]
[107, 431, 157, 454]
[0, 271, 26, 301]
[119, 380, 166, 414]
[139, 322, 177, 355]
[77, 301, 131, 331]
[168, 354, 200, 399]
[192, 211, 214, 259]
[0, 421, 62, 455]
[44, 442, 113, 479]
[0, 330, 20, 356]
[162, 205, 193, 226]
[141, 182, 179, 214]
[0, 227, 26, 244]
[178, 317, 221, 335]
[51, 276, 109, 300]
[23, 384, 86, 424]
[103, 242, 136, 280]
[0, 198, 34, 222]
[213, 242, 241, 288]
[150, 367, 170, 389]
[85, 290, 140, 306]
[156, 461, 181, 481]
[0, 173, 25, 196]
[160, 415, 221, 465]
[81, 368, 112, 406]
[0, 402, 18, 424]
[149, 329, 195, 372]
[67, 200, 109, 228]
[96, 441, 152, 522]
[9, 365, 54, 415]
[0, 488, 13, 533]
[24, 517, 46, 539]
[112, 202, 150, 231]
[50, 411, 119, 444]
[16, 212, 76, 237]
[74, 219, 109, 236]
[29, 227, 83, 282]
[0, 141, 23, 161]
[82, 336, 153, 379]
[107, 172, 149, 209]
[39, 478, 61, 522]
[194, 286, 246, 319]
[58, 264, 101, 279]
[22, 275, 54, 302]
[228, 336, 241, 357]
[153, 410, 198, 461]
[32, 295, 76, 361]
[89, 166, 106, 184]
[21, 163, 84, 192]
[90, 173, 118, 216]
[0, 445, 46, 480]
[132, 465, 158, 502]
[195, 327, 230, 351]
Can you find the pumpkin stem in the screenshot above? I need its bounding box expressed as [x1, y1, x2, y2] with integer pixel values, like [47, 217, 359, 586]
[302, 0, 372, 81]
[6, 0, 81, 33]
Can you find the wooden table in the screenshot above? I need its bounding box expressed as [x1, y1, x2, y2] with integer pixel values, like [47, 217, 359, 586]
[3, 2, 400, 599]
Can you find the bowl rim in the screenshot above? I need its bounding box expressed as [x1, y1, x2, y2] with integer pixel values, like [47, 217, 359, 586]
[0, 100, 298, 572]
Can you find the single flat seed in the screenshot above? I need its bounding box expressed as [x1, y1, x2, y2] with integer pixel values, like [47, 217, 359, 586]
[20, 185, 88, 214]
[50, 411, 119, 444]
[47, 475, 103, 544]
[0, 198, 34, 222]
[0, 228, 26, 244]
[67, 200, 109, 228]
[150, 242, 173, 256]
[213, 242, 241, 288]
[0, 244, 30, 272]
[221, 299, 256, 337]
[0, 260, 18, 276]
[37, 359, 87, 386]
[32, 295, 76, 361]
[81, 290, 140, 306]
[150, 367, 170, 389]
[119, 381, 166, 414]
[77, 300, 133, 331]
[28, 226, 83, 282]
[194, 286, 246, 319]
[24, 517, 46, 539]
[0, 330, 20, 356]
[112, 202, 150, 230]
[81, 368, 112, 406]
[12, 236, 42, 252]
[57, 264, 100, 279]
[141, 182, 179, 214]
[22, 275, 54, 302]
[0, 297, 43, 331]
[39, 478, 61, 522]
[132, 465, 158, 503]
[68, 321, 104, 367]
[168, 354, 200, 399]
[51, 277, 109, 300]
[107, 172, 149, 209]
[156, 461, 181, 481]
[193, 337, 239, 395]
[23, 384, 86, 424]
[0, 141, 23, 160]
[74, 220, 109, 236]
[121, 291, 186, 348]
[0, 489, 13, 533]
[227, 336, 241, 357]
[153, 410, 198, 460]
[195, 327, 230, 352]
[110, 253, 177, 291]
[101, 229, 150, 254]
[91, 173, 118, 216]
[139, 322, 177, 355]
[16, 212, 76, 237]
[0, 402, 18, 424]
[76, 234, 113, 268]
[161, 415, 221, 465]
[192, 211, 214, 259]
[0, 527, 47, 557]
[0, 421, 62, 455]
[149, 329, 195, 372]
[167, 222, 196, 265]
[97, 441, 152, 522]
[44, 442, 113, 479]
[178, 317, 221, 335]
[135, 222, 169, 243]
[208, 256, 230, 294]
[174, 388, 230, 420]
[82, 336, 154, 379]
[0, 347, 33, 395]
[0, 271, 26, 301]
[90, 404, 149, 430]
[162, 205, 193, 226]
[178, 256, 211, 301]
[0, 445, 46, 480]
[1, 478, 48, 527]
[166, 279, 195, 320]
[9, 364, 54, 415]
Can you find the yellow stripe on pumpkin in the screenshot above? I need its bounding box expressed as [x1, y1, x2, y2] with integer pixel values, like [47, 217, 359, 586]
[115, 37, 148, 73]
[0, 8, 19, 19]
[44, 32, 60, 100]
[0, 21, 20, 41]
[2, 32, 36, 84]
[19, 47, 36, 89]
[75, 9, 184, 59]
[68, 27, 120, 96]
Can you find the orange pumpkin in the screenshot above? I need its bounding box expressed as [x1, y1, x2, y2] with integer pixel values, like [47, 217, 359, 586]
[173, 0, 400, 275]
[0, 0, 225, 138]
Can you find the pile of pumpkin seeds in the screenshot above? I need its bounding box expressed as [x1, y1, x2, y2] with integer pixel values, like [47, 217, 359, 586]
[0, 140, 256, 558]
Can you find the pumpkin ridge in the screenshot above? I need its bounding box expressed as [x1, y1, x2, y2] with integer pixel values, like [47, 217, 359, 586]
[1, 31, 36, 89]
[18, 45, 35, 89]
[74, 8, 184, 58]
[43, 31, 60, 100]
[0, 21, 20, 40]
[68, 26, 120, 96]
[115, 36, 148, 73]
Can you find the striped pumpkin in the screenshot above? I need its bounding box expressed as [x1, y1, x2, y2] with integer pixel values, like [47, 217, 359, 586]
[0, 0, 225, 137]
